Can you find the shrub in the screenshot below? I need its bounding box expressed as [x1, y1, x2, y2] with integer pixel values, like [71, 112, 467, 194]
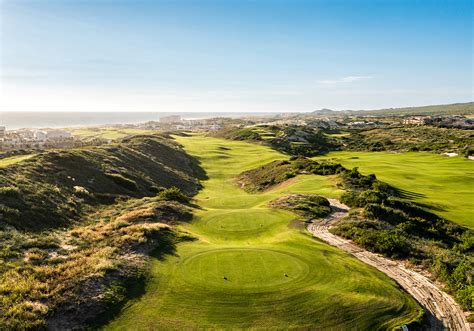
[270, 194, 331, 218]
[159, 187, 189, 203]
[0, 186, 21, 198]
[282, 172, 296, 180]
[149, 185, 165, 194]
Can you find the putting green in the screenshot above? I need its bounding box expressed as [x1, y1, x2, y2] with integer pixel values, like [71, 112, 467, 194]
[190, 209, 292, 240]
[103, 134, 422, 330]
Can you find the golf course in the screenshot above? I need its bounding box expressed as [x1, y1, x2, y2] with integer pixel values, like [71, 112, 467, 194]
[103, 134, 421, 329]
[312, 152, 474, 228]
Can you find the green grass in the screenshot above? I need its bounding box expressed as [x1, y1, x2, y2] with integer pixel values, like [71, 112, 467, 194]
[103, 134, 421, 330]
[325, 132, 350, 138]
[0, 154, 34, 167]
[69, 128, 155, 140]
[313, 151, 474, 228]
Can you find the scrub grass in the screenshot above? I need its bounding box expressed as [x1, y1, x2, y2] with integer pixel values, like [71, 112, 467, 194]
[0, 154, 34, 167]
[312, 151, 474, 228]
[103, 134, 421, 330]
[69, 128, 156, 140]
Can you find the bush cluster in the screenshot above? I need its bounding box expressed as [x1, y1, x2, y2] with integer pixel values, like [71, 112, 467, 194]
[334, 167, 474, 310]
[270, 194, 331, 219]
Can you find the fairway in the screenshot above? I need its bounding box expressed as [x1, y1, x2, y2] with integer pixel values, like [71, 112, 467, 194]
[313, 151, 474, 228]
[103, 135, 421, 329]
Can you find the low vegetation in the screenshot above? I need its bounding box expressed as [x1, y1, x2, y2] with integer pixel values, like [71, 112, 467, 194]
[103, 134, 421, 329]
[68, 127, 156, 140]
[216, 124, 473, 157]
[359, 101, 474, 116]
[343, 126, 472, 154]
[334, 167, 474, 311]
[214, 125, 340, 156]
[0, 135, 203, 230]
[268, 194, 331, 219]
[2, 130, 469, 328]
[237, 157, 344, 192]
[0, 135, 204, 328]
[0, 154, 35, 167]
[313, 151, 474, 228]
[0, 194, 194, 329]
[238, 155, 474, 312]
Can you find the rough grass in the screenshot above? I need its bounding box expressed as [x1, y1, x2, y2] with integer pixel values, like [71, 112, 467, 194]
[0, 196, 192, 329]
[0, 154, 34, 167]
[69, 128, 156, 140]
[103, 134, 421, 329]
[343, 126, 472, 154]
[313, 151, 474, 228]
[213, 125, 340, 156]
[269, 194, 332, 219]
[0, 135, 202, 230]
[0, 134, 203, 328]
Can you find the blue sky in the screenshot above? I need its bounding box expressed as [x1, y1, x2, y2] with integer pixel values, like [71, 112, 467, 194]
[1, 0, 472, 112]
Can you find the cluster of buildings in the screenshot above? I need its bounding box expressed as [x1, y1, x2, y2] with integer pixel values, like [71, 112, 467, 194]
[252, 117, 384, 130]
[402, 115, 473, 129]
[137, 115, 223, 131]
[0, 127, 73, 151]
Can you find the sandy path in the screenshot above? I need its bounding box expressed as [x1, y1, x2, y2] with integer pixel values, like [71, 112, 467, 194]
[307, 199, 470, 331]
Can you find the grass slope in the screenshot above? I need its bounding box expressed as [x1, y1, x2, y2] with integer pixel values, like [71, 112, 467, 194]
[0, 135, 202, 230]
[0, 135, 203, 328]
[103, 134, 421, 330]
[0, 154, 35, 167]
[313, 151, 474, 228]
[69, 128, 156, 140]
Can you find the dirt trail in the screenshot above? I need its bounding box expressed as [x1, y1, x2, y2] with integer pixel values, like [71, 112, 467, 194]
[307, 199, 470, 331]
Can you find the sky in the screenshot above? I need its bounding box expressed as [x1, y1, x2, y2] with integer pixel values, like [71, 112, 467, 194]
[0, 0, 472, 113]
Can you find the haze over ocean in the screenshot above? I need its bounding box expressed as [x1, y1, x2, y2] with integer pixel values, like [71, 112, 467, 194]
[0, 112, 273, 129]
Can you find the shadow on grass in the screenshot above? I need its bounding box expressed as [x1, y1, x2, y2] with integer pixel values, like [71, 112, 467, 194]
[393, 187, 426, 200]
[391, 185, 448, 213]
[412, 201, 447, 213]
[89, 273, 148, 330]
[89, 229, 194, 328]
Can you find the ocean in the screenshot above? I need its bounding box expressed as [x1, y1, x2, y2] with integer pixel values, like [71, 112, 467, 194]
[0, 112, 277, 130]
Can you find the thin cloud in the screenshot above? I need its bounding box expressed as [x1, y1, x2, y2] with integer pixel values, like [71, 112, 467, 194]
[317, 75, 372, 86]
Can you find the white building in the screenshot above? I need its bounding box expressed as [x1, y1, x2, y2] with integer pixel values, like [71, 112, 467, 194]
[0, 126, 5, 139]
[34, 130, 71, 141]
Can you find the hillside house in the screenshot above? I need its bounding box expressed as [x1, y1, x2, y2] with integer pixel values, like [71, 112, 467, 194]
[402, 116, 432, 125]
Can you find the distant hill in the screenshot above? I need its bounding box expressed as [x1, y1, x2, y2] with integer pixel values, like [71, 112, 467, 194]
[351, 102, 474, 116]
[312, 108, 336, 115]
[305, 102, 474, 118]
